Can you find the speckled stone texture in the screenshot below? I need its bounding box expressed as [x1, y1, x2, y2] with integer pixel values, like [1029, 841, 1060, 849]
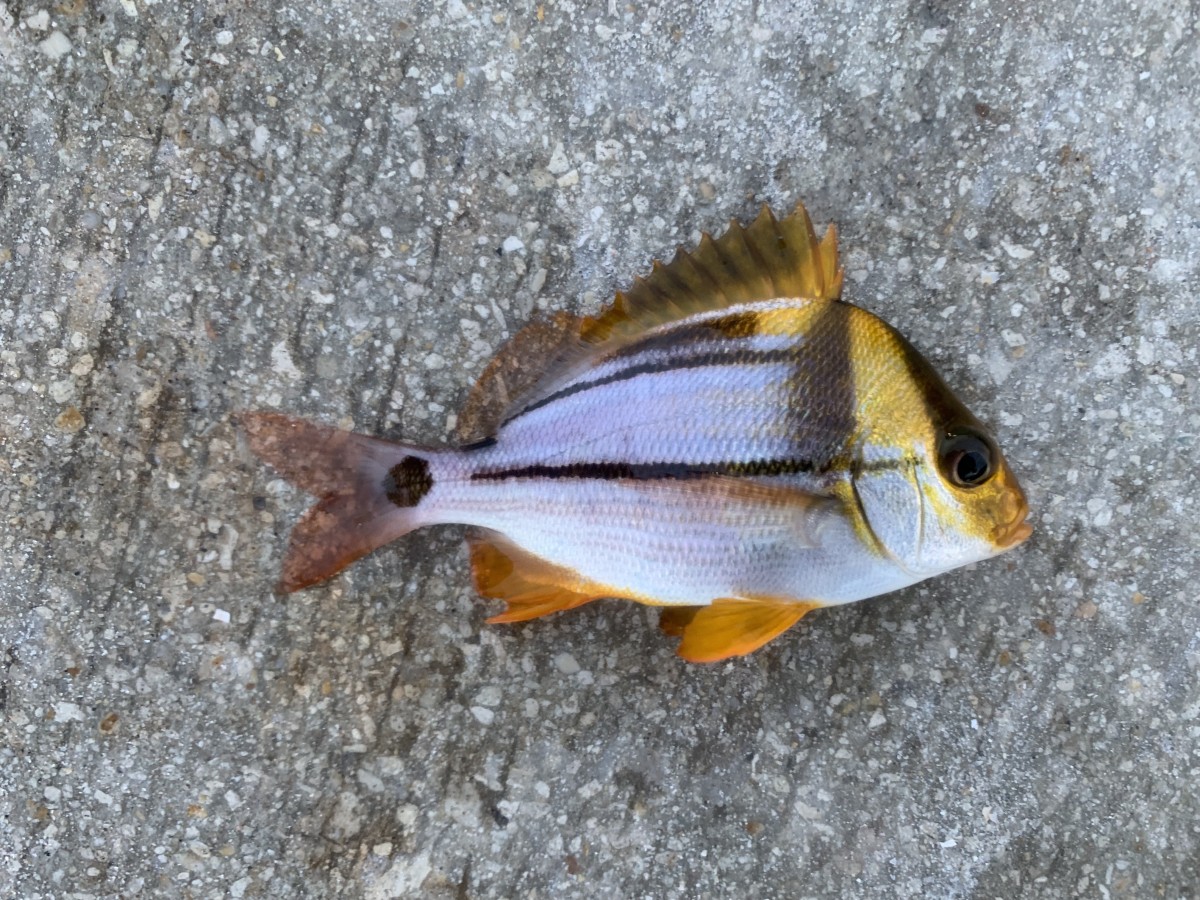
[1, 0, 1197, 897]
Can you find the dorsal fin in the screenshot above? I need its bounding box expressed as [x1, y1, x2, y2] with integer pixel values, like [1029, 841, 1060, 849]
[580, 202, 843, 345]
[454, 311, 583, 444]
[454, 202, 842, 442]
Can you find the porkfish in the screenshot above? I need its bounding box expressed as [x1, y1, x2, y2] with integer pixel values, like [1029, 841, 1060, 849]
[242, 203, 1031, 662]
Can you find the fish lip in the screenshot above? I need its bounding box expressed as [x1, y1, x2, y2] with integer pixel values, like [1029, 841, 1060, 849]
[995, 510, 1033, 550]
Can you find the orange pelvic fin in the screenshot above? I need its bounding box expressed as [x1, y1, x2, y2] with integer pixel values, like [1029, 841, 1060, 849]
[470, 533, 603, 623]
[659, 597, 822, 663]
[240, 412, 433, 592]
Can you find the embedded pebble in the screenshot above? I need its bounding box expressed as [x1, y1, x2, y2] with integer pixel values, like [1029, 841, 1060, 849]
[38, 32, 72, 60]
[54, 406, 85, 433]
[49, 379, 75, 403]
[554, 653, 581, 675]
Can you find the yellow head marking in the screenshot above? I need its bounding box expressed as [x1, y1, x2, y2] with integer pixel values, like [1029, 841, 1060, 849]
[844, 303, 1031, 568]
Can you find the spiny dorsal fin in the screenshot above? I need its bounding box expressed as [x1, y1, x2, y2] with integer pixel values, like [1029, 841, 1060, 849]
[581, 202, 843, 345]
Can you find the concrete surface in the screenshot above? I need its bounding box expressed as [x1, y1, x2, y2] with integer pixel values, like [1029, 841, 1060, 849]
[1, 0, 1197, 897]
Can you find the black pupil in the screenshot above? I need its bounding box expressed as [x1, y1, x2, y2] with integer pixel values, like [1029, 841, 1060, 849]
[956, 449, 989, 484]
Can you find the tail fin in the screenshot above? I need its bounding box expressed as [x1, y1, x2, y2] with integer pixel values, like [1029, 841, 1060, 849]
[240, 412, 434, 592]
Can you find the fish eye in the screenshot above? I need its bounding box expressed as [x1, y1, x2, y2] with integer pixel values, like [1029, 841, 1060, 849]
[939, 429, 996, 488]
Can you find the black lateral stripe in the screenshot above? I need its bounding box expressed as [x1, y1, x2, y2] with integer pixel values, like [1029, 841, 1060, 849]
[471, 456, 904, 483]
[504, 345, 798, 427]
[473, 458, 819, 482]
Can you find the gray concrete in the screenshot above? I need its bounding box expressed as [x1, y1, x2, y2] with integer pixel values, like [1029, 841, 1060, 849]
[1, 0, 1197, 896]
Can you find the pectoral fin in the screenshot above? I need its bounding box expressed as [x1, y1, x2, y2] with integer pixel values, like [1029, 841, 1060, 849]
[659, 597, 822, 663]
[663, 476, 836, 548]
[470, 532, 604, 623]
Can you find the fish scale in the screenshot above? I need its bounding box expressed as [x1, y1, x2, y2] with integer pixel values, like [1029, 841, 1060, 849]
[242, 202, 1031, 662]
[431, 477, 843, 607]
[485, 341, 844, 473]
[476, 363, 801, 471]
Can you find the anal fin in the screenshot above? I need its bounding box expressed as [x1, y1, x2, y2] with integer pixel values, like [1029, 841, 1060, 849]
[469, 533, 605, 624]
[659, 597, 823, 663]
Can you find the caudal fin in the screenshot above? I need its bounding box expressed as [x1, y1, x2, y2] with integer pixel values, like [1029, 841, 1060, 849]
[240, 412, 434, 592]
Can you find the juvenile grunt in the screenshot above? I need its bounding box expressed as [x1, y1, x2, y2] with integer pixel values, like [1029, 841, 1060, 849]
[242, 203, 1031, 662]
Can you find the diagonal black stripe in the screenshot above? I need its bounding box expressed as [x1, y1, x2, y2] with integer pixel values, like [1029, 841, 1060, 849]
[503, 345, 799, 427]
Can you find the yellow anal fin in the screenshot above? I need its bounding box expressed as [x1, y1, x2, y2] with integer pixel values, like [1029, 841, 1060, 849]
[469, 533, 603, 624]
[659, 597, 823, 663]
[582, 202, 844, 345]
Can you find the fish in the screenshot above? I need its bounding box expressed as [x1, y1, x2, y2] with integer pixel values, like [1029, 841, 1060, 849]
[242, 202, 1031, 663]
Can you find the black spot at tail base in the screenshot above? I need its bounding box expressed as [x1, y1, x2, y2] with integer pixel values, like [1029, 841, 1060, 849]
[384, 457, 432, 507]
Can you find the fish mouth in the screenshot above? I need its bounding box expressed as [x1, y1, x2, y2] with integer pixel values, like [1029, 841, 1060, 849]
[993, 508, 1033, 550]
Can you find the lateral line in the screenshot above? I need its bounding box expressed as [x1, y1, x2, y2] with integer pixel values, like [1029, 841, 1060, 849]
[471, 457, 903, 483]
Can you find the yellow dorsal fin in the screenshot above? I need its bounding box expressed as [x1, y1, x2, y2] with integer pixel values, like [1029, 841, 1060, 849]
[659, 597, 823, 663]
[581, 202, 843, 345]
[469, 532, 603, 623]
